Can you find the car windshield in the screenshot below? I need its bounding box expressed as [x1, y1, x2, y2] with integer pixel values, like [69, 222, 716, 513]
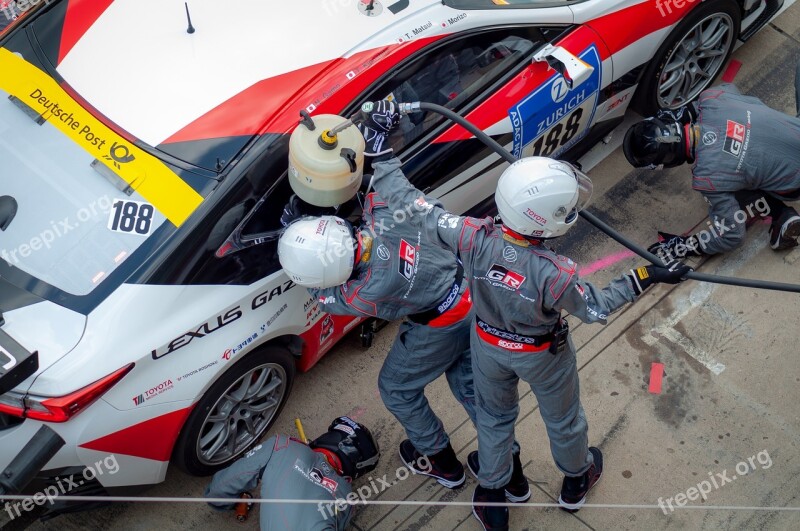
[0, 47, 200, 296]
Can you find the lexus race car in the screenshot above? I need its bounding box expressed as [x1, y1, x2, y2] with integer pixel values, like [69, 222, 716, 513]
[0, 0, 777, 500]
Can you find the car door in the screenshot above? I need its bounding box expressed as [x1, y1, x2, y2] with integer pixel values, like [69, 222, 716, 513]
[350, 22, 610, 218]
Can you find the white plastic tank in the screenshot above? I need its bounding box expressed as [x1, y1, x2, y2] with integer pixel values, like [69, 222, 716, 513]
[288, 114, 365, 207]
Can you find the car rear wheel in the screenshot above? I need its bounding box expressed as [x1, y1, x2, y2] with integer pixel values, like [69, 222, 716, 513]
[636, 0, 741, 114]
[172, 345, 295, 476]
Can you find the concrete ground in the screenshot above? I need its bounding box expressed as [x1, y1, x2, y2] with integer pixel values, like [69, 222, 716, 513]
[9, 3, 800, 530]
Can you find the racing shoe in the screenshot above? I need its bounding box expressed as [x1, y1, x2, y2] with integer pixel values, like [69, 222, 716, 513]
[769, 208, 800, 250]
[399, 440, 465, 488]
[467, 451, 531, 502]
[558, 447, 603, 513]
[472, 485, 509, 531]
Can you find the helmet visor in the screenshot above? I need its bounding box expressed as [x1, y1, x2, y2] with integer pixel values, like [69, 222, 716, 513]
[563, 162, 593, 212]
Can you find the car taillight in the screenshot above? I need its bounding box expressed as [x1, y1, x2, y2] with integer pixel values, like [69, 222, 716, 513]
[0, 364, 134, 423]
[0, 391, 26, 417]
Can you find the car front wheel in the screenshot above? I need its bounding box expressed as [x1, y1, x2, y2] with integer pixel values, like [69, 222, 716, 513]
[172, 345, 295, 476]
[636, 0, 741, 114]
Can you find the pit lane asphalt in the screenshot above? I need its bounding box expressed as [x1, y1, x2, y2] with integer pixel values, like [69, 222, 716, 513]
[7, 3, 800, 529]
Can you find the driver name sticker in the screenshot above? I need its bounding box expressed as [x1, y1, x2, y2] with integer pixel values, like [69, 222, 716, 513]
[510, 45, 601, 159]
[107, 199, 155, 236]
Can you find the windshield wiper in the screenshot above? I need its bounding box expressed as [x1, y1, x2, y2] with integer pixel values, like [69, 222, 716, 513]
[0, 195, 17, 231]
[8, 95, 44, 125]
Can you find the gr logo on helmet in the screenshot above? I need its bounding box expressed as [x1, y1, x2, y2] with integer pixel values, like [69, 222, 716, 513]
[486, 264, 526, 289]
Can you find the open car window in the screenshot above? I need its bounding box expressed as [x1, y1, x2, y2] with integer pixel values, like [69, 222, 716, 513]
[375, 27, 551, 154]
[216, 26, 564, 258]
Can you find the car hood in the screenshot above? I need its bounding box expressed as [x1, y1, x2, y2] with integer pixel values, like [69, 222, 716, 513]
[0, 295, 86, 393]
[50, 0, 441, 146]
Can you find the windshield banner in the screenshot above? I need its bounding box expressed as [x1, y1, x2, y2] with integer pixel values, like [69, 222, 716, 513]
[0, 48, 202, 227]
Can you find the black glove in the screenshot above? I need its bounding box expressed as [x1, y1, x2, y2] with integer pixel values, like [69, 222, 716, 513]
[647, 231, 703, 262]
[357, 100, 400, 157]
[629, 260, 693, 295]
[280, 195, 303, 227]
[656, 103, 696, 126]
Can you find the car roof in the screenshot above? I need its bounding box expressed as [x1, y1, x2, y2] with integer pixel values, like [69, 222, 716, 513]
[51, 0, 443, 152]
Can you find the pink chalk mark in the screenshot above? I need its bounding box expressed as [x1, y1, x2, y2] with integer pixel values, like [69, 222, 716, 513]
[347, 406, 368, 422]
[649, 363, 665, 394]
[579, 250, 637, 276]
[722, 60, 742, 83]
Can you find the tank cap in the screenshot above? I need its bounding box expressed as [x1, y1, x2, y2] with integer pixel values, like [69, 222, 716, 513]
[318, 130, 338, 150]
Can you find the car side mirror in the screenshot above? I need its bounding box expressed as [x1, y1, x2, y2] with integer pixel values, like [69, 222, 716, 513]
[532, 44, 594, 90]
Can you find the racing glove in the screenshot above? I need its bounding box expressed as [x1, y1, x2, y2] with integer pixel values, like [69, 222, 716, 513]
[279, 195, 336, 227]
[656, 103, 697, 126]
[647, 231, 704, 262]
[280, 195, 303, 227]
[357, 100, 400, 158]
[629, 260, 693, 296]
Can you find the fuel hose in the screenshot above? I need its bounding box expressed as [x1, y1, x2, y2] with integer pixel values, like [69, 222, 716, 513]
[412, 101, 800, 294]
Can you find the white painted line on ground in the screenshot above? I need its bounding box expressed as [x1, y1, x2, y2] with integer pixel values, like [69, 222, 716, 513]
[642, 233, 767, 375]
[659, 327, 727, 375]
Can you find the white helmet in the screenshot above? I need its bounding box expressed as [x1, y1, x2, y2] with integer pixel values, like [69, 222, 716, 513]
[495, 157, 593, 238]
[278, 216, 356, 288]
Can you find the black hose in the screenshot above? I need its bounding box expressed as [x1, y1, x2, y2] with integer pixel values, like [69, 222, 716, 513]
[419, 102, 518, 166]
[416, 101, 800, 294]
[580, 210, 800, 294]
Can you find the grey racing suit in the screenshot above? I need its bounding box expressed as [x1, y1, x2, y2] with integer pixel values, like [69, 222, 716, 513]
[311, 193, 476, 455]
[205, 434, 352, 530]
[371, 157, 638, 488]
[691, 84, 800, 254]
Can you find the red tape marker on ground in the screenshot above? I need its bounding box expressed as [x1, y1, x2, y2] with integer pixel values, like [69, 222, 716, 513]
[648, 362, 664, 394]
[722, 60, 742, 83]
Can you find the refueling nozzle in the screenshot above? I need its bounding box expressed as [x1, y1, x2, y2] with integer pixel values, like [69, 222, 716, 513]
[318, 129, 339, 150]
[396, 102, 421, 115]
[318, 101, 422, 150]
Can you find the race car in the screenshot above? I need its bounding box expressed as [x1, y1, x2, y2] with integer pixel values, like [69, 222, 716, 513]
[0, 0, 777, 502]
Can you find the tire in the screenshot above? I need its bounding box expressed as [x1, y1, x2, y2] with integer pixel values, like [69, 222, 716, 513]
[635, 0, 741, 115]
[172, 345, 295, 476]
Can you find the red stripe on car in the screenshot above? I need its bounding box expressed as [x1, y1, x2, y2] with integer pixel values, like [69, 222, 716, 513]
[585, 0, 696, 58]
[162, 36, 444, 143]
[433, 26, 606, 144]
[58, 0, 115, 65]
[79, 406, 193, 462]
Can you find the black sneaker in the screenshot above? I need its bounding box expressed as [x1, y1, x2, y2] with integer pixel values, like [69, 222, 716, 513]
[558, 447, 603, 512]
[467, 451, 531, 502]
[472, 485, 509, 531]
[769, 208, 800, 250]
[399, 440, 465, 488]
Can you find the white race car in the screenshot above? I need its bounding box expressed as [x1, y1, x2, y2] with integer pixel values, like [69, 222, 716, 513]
[0, 0, 776, 503]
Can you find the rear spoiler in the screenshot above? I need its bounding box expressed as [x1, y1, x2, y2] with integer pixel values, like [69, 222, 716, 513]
[0, 328, 38, 395]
